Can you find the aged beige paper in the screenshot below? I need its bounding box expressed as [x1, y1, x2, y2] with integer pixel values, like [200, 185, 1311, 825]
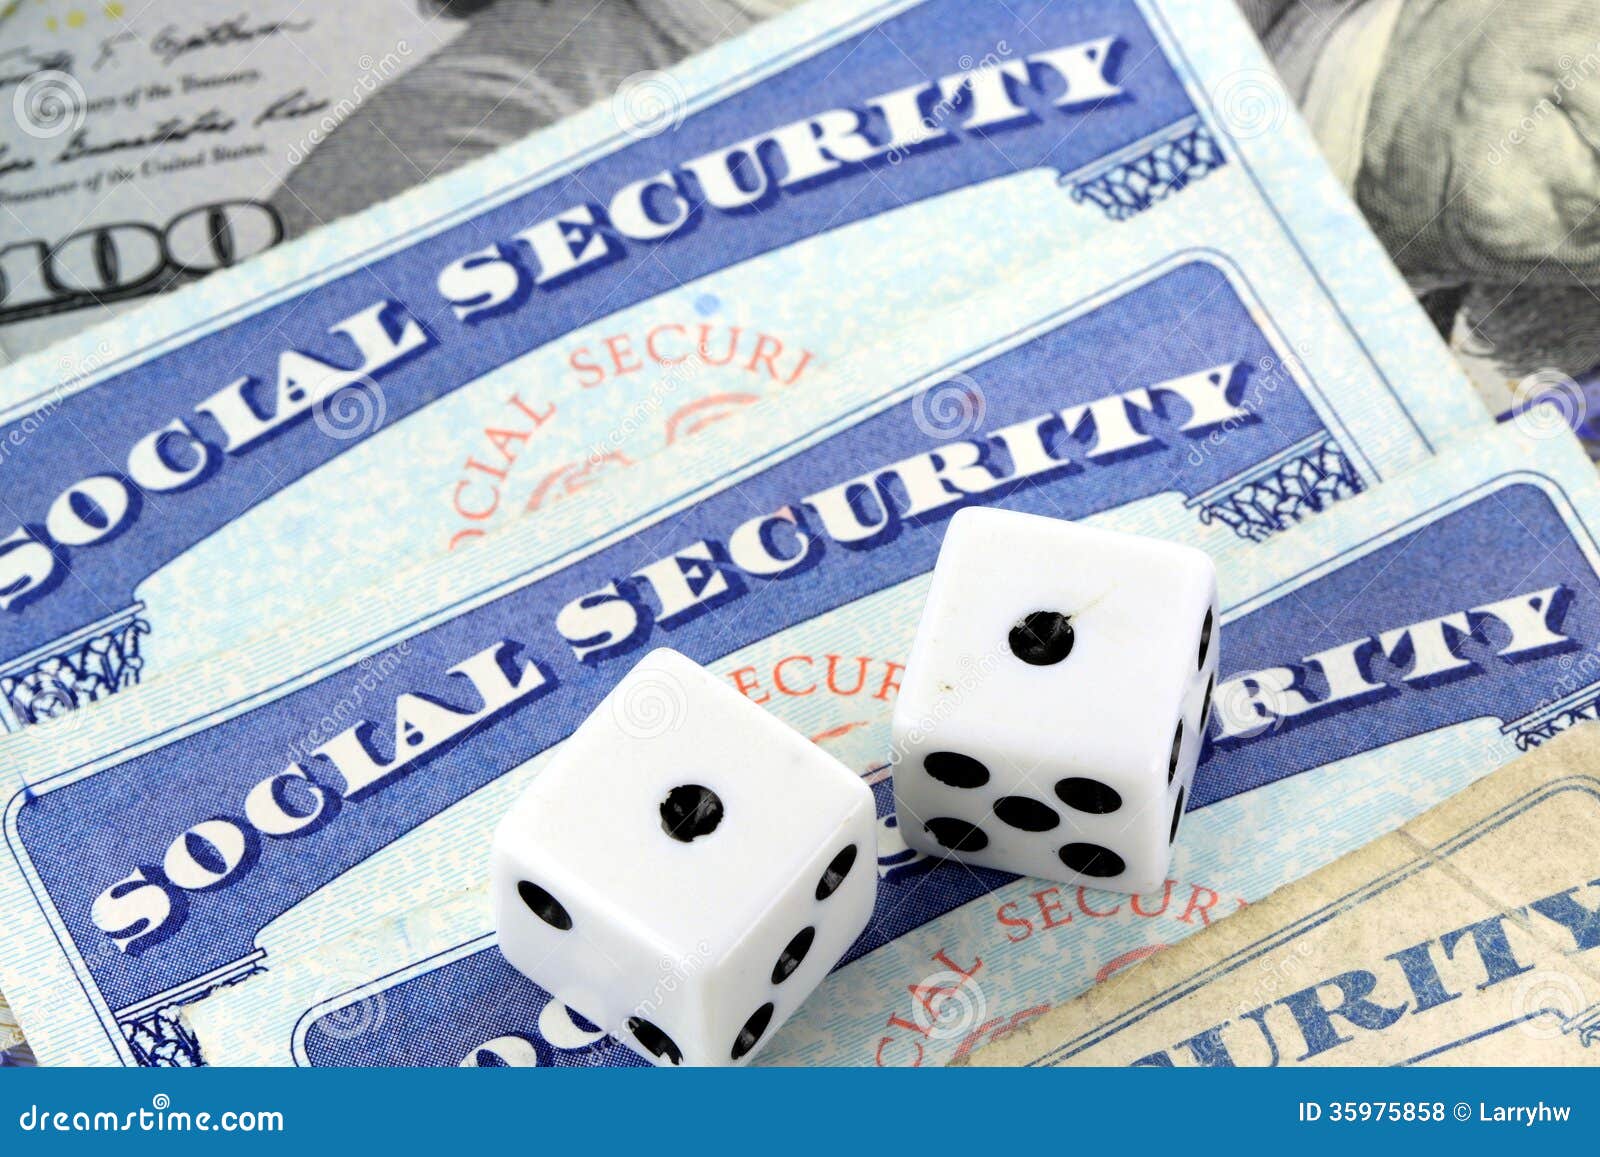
[962, 725, 1600, 1067]
[0, 994, 23, 1051]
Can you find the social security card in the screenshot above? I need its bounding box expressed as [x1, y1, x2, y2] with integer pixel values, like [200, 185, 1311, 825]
[169, 422, 1600, 1068]
[0, 0, 1482, 733]
[0, 302, 1516, 1069]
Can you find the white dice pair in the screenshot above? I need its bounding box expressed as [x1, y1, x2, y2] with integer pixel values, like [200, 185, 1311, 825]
[490, 508, 1216, 1065]
[892, 507, 1218, 895]
[491, 649, 875, 1068]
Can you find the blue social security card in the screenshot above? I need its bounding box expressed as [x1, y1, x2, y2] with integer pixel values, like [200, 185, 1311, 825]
[174, 421, 1600, 1067]
[0, 0, 1483, 735]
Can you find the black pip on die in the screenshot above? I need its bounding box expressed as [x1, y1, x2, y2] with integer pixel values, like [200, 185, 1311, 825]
[491, 648, 877, 1066]
[892, 508, 1218, 894]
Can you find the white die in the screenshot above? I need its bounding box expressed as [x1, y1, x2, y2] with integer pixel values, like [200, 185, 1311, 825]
[892, 508, 1217, 894]
[491, 648, 876, 1066]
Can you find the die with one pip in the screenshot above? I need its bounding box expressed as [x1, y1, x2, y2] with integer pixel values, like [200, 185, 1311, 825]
[491, 647, 877, 1066]
[891, 507, 1218, 894]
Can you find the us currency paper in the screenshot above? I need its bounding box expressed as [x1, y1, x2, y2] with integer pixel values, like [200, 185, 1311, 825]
[962, 724, 1600, 1067]
[0, 0, 459, 355]
[173, 422, 1600, 1067]
[0, 0, 1485, 738]
[0, 0, 1491, 1066]
[1241, 0, 1600, 454]
[0, 0, 788, 357]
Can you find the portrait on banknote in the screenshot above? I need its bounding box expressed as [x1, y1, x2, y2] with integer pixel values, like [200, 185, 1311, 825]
[1243, 0, 1600, 450]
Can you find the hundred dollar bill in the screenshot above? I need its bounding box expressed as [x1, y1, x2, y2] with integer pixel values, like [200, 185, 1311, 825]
[0, 0, 788, 357]
[0, 0, 1484, 735]
[0, 0, 1489, 1066]
[962, 724, 1600, 1067]
[1239, 0, 1600, 456]
[176, 422, 1600, 1067]
[0, 0, 459, 355]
